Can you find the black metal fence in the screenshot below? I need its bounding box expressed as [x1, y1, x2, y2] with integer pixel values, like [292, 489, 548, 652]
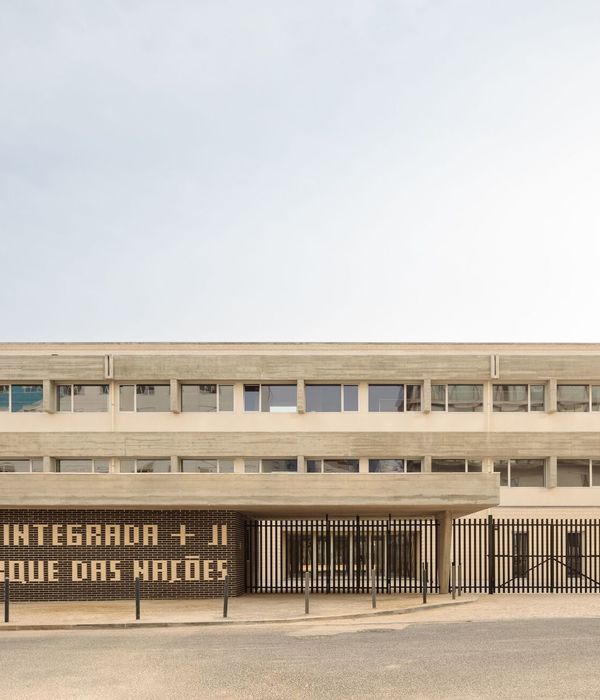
[245, 517, 438, 593]
[246, 517, 600, 594]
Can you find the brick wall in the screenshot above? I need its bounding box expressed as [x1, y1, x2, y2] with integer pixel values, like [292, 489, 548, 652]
[0, 509, 246, 601]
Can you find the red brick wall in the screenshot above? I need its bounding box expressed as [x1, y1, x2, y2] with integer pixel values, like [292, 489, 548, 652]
[0, 509, 246, 601]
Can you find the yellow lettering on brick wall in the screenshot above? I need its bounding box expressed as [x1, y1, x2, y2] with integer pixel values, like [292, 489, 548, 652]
[143, 525, 158, 546]
[66, 524, 82, 546]
[52, 524, 63, 546]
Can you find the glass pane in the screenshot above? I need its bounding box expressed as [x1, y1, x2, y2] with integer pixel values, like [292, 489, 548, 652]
[73, 385, 109, 412]
[406, 385, 421, 411]
[306, 385, 341, 412]
[0, 385, 8, 411]
[369, 459, 404, 473]
[136, 385, 170, 412]
[494, 460, 509, 486]
[510, 459, 545, 487]
[57, 385, 72, 411]
[557, 459, 590, 487]
[11, 385, 43, 412]
[343, 385, 358, 411]
[323, 459, 359, 473]
[557, 385, 589, 412]
[31, 459, 43, 473]
[261, 459, 297, 473]
[181, 459, 218, 473]
[219, 459, 234, 473]
[431, 385, 446, 411]
[181, 384, 217, 412]
[432, 459, 465, 473]
[592, 386, 600, 412]
[244, 385, 260, 412]
[244, 459, 260, 473]
[467, 460, 482, 472]
[94, 459, 109, 473]
[137, 459, 171, 473]
[447, 385, 483, 412]
[306, 459, 321, 473]
[57, 459, 93, 473]
[493, 385, 528, 412]
[261, 385, 297, 413]
[119, 385, 135, 412]
[0, 459, 31, 473]
[592, 461, 600, 486]
[406, 460, 422, 473]
[218, 385, 233, 411]
[530, 385, 545, 411]
[368, 385, 404, 412]
[120, 459, 135, 473]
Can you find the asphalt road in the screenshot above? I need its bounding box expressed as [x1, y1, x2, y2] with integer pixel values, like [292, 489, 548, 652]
[2, 617, 600, 699]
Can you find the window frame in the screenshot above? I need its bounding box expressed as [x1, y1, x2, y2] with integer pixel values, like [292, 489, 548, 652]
[306, 458, 360, 473]
[304, 384, 359, 413]
[0, 384, 44, 413]
[556, 384, 600, 412]
[0, 458, 43, 473]
[493, 458, 546, 487]
[243, 384, 297, 413]
[368, 458, 422, 473]
[180, 384, 234, 412]
[243, 458, 298, 473]
[119, 384, 171, 412]
[431, 458, 482, 473]
[56, 384, 110, 413]
[119, 458, 172, 473]
[492, 384, 545, 413]
[180, 458, 235, 473]
[367, 384, 422, 413]
[56, 458, 110, 474]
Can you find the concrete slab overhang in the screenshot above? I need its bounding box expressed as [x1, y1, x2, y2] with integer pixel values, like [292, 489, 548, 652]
[0, 473, 499, 518]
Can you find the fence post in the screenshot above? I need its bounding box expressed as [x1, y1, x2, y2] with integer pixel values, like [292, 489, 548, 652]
[135, 577, 141, 620]
[451, 563, 456, 600]
[422, 563, 427, 604]
[371, 567, 376, 609]
[304, 571, 310, 614]
[457, 563, 462, 597]
[3, 578, 8, 623]
[223, 576, 229, 618]
[488, 514, 495, 594]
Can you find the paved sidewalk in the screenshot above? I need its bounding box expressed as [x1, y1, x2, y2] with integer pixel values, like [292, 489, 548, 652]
[0, 593, 474, 630]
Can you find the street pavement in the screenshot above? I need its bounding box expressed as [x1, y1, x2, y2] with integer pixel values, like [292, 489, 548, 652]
[3, 614, 600, 699]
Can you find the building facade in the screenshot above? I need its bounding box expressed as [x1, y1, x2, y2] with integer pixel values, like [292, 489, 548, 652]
[2, 342, 600, 599]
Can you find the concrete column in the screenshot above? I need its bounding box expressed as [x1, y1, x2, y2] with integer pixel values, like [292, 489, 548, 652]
[233, 383, 244, 413]
[359, 457, 369, 473]
[170, 455, 180, 473]
[436, 511, 453, 595]
[422, 455, 432, 473]
[358, 382, 369, 412]
[42, 456, 54, 473]
[546, 379, 557, 413]
[297, 379, 305, 414]
[422, 379, 431, 413]
[297, 456, 306, 473]
[43, 379, 56, 413]
[170, 379, 181, 413]
[546, 456, 557, 488]
[233, 457, 245, 474]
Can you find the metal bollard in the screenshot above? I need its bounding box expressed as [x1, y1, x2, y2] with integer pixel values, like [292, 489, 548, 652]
[304, 572, 310, 614]
[223, 576, 229, 618]
[451, 564, 456, 600]
[135, 577, 141, 621]
[3, 578, 8, 623]
[371, 567, 376, 609]
[422, 563, 427, 604]
[458, 563, 462, 597]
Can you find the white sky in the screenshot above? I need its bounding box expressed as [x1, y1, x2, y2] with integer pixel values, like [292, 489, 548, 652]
[1, 1, 600, 342]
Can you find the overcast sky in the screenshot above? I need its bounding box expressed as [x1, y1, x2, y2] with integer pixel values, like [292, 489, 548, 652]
[1, 1, 599, 342]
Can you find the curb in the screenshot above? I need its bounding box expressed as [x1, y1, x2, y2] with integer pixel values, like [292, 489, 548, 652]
[0, 596, 477, 632]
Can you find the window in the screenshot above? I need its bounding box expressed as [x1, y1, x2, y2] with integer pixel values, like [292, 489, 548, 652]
[120, 458, 171, 473]
[119, 385, 170, 412]
[57, 459, 109, 473]
[512, 532, 529, 578]
[180, 384, 233, 412]
[494, 459, 545, 487]
[181, 459, 234, 473]
[368, 385, 421, 412]
[431, 459, 482, 473]
[5, 385, 43, 412]
[556, 385, 600, 412]
[57, 385, 109, 412]
[0, 458, 42, 473]
[368, 459, 422, 473]
[493, 385, 545, 412]
[244, 385, 297, 413]
[305, 384, 359, 412]
[557, 459, 591, 487]
[243, 459, 297, 473]
[432, 384, 483, 412]
[307, 459, 359, 473]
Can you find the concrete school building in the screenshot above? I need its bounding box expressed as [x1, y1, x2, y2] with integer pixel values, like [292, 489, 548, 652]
[2, 342, 600, 600]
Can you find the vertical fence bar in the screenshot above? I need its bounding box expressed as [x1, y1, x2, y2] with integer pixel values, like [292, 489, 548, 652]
[223, 576, 229, 618]
[135, 577, 141, 620]
[488, 515, 495, 594]
[3, 578, 8, 623]
[304, 571, 310, 614]
[371, 567, 376, 608]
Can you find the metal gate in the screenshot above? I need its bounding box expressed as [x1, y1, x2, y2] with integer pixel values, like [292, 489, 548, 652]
[245, 517, 438, 593]
[454, 517, 600, 593]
